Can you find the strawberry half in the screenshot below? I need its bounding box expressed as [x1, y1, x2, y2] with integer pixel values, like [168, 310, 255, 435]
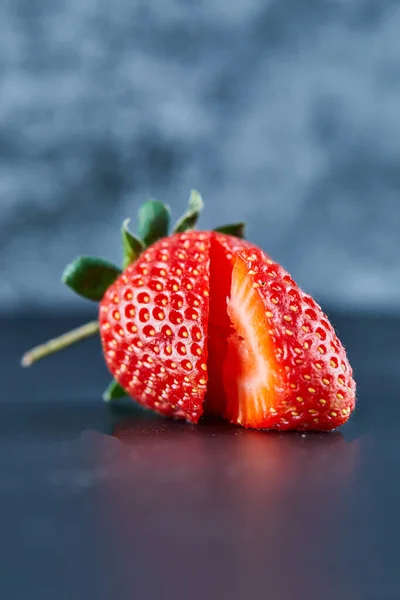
[22, 192, 356, 431]
[218, 247, 356, 430]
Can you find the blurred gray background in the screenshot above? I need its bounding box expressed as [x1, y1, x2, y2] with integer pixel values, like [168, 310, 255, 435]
[1, 0, 400, 314]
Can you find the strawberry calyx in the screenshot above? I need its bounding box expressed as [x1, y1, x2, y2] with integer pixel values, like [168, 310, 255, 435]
[121, 219, 145, 270]
[21, 191, 246, 404]
[62, 257, 122, 302]
[173, 190, 203, 233]
[137, 199, 171, 247]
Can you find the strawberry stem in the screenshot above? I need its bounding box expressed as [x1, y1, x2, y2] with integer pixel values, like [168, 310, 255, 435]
[21, 320, 100, 367]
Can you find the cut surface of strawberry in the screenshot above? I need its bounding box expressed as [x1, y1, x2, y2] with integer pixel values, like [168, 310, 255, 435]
[223, 255, 283, 427]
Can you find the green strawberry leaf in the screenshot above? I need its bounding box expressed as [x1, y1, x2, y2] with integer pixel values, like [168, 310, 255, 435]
[138, 199, 170, 247]
[121, 218, 145, 269]
[173, 190, 204, 233]
[103, 379, 128, 401]
[214, 222, 246, 239]
[62, 257, 122, 301]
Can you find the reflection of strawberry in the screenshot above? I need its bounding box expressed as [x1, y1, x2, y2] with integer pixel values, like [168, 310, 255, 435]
[22, 192, 356, 431]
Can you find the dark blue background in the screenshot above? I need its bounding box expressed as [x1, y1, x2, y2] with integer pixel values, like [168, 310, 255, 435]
[1, 0, 400, 313]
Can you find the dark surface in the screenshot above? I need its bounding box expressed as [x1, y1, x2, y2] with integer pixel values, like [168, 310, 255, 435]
[1, 313, 399, 599]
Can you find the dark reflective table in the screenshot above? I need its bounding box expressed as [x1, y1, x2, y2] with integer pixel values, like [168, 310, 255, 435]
[1, 313, 399, 599]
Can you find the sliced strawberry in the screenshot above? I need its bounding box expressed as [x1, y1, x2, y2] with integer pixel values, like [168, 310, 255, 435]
[100, 235, 356, 430]
[216, 248, 356, 431]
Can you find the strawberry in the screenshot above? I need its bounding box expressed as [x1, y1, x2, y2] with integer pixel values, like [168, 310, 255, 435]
[21, 191, 356, 431]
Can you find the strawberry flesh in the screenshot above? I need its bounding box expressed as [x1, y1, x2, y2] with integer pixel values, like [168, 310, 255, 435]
[223, 255, 282, 427]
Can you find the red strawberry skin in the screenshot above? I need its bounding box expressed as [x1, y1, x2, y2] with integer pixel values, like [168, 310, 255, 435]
[221, 247, 356, 431]
[99, 231, 212, 423]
